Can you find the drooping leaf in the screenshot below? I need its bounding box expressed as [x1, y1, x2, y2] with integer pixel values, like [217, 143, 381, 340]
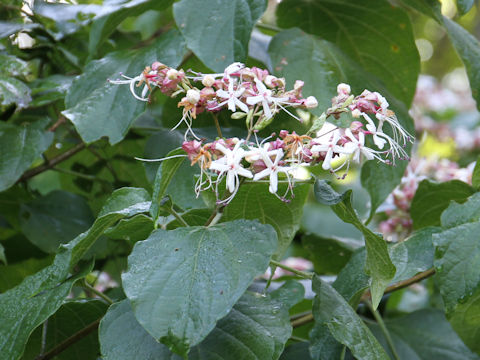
[367, 309, 479, 360]
[276, 0, 420, 107]
[22, 300, 108, 360]
[100, 291, 291, 360]
[410, 179, 474, 230]
[150, 148, 187, 220]
[311, 276, 389, 360]
[314, 180, 395, 309]
[0, 187, 150, 359]
[63, 30, 187, 145]
[222, 182, 310, 259]
[456, 0, 476, 15]
[19, 190, 94, 253]
[122, 220, 277, 356]
[0, 121, 53, 192]
[88, 0, 174, 56]
[173, 0, 267, 71]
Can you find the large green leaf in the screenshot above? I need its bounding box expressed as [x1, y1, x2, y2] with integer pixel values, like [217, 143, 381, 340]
[122, 220, 277, 356]
[0, 256, 53, 293]
[23, 300, 108, 360]
[367, 309, 479, 360]
[311, 276, 389, 360]
[280, 342, 313, 360]
[0, 187, 150, 359]
[173, 0, 266, 72]
[410, 179, 474, 230]
[19, 190, 94, 253]
[88, 0, 173, 56]
[268, 28, 413, 217]
[100, 291, 291, 360]
[276, 0, 420, 107]
[0, 121, 53, 192]
[314, 180, 395, 309]
[432, 192, 480, 353]
[222, 182, 310, 259]
[63, 30, 187, 145]
[105, 214, 154, 242]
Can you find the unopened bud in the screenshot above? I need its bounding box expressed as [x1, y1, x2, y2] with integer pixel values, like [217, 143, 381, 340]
[351, 109, 362, 118]
[304, 96, 318, 109]
[265, 75, 277, 88]
[167, 68, 179, 80]
[231, 112, 247, 119]
[186, 89, 201, 104]
[337, 83, 351, 95]
[202, 75, 215, 87]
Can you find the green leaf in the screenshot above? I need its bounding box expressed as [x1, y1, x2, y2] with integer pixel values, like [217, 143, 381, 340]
[122, 220, 277, 356]
[62, 30, 187, 145]
[173, 0, 266, 72]
[472, 156, 480, 189]
[302, 234, 357, 274]
[276, 0, 420, 107]
[0, 21, 39, 39]
[0, 121, 53, 192]
[0, 187, 150, 359]
[19, 190, 94, 253]
[0, 76, 32, 108]
[0, 54, 29, 78]
[333, 227, 438, 306]
[150, 148, 187, 220]
[0, 256, 53, 293]
[410, 179, 474, 230]
[29, 75, 74, 107]
[222, 182, 310, 259]
[456, 0, 475, 15]
[280, 342, 313, 360]
[270, 280, 305, 309]
[311, 276, 389, 360]
[441, 192, 480, 228]
[101, 291, 291, 360]
[309, 323, 344, 360]
[105, 214, 154, 242]
[268, 29, 413, 216]
[367, 309, 479, 359]
[314, 180, 395, 309]
[88, 0, 173, 56]
[0, 244, 5, 265]
[448, 289, 480, 355]
[22, 300, 108, 360]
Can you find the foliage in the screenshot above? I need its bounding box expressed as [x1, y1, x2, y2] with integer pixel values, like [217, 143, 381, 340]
[1, 0, 480, 359]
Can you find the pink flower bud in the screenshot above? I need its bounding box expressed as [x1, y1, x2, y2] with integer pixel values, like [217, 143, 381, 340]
[337, 83, 351, 95]
[304, 96, 318, 109]
[202, 75, 215, 87]
[279, 130, 289, 139]
[166, 69, 179, 80]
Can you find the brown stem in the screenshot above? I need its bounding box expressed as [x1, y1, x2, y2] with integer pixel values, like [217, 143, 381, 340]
[35, 319, 100, 360]
[212, 113, 223, 139]
[47, 117, 66, 132]
[291, 313, 314, 328]
[360, 268, 435, 302]
[17, 143, 86, 183]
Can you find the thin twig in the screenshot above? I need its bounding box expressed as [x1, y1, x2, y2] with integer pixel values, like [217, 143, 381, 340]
[17, 143, 86, 183]
[165, 206, 189, 227]
[291, 313, 314, 328]
[35, 319, 101, 360]
[47, 117, 66, 132]
[366, 301, 401, 360]
[212, 113, 223, 138]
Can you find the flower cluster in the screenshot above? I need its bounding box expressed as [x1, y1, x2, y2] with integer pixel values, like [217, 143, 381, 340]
[111, 62, 413, 204]
[109, 61, 318, 139]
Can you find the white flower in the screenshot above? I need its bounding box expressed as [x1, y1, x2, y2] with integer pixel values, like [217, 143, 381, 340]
[202, 74, 215, 87]
[361, 113, 387, 149]
[215, 80, 249, 113]
[343, 129, 382, 163]
[167, 69, 179, 80]
[209, 141, 253, 201]
[337, 83, 351, 95]
[108, 74, 149, 101]
[252, 147, 292, 194]
[311, 130, 346, 170]
[246, 79, 288, 119]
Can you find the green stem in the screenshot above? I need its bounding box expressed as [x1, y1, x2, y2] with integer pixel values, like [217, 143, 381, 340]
[82, 280, 113, 305]
[52, 167, 99, 182]
[289, 335, 308, 342]
[255, 22, 282, 33]
[269, 259, 313, 279]
[165, 207, 189, 227]
[366, 301, 400, 360]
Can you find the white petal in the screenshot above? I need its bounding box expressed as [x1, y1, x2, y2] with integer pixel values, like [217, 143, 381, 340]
[237, 167, 253, 178]
[216, 89, 229, 99]
[253, 168, 271, 181]
[269, 172, 278, 194]
[246, 95, 263, 105]
[235, 98, 249, 113]
[226, 171, 236, 193]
